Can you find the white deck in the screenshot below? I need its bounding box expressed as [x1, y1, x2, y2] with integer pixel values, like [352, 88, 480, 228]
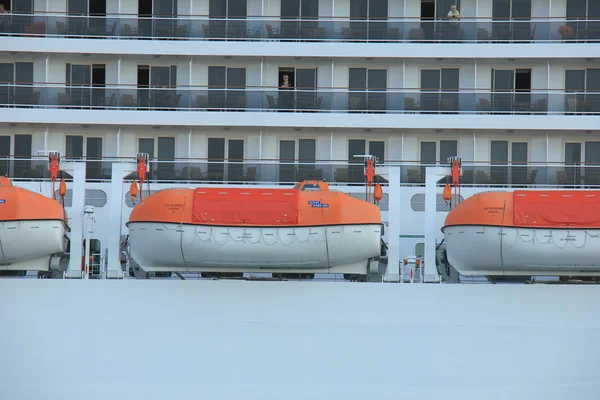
[1, 279, 599, 400]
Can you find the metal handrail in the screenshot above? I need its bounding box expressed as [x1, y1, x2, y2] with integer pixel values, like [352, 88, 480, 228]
[1, 156, 599, 167]
[1, 83, 598, 93]
[2, 12, 600, 20]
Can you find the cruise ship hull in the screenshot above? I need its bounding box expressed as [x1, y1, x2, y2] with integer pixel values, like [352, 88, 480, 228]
[0, 219, 69, 271]
[128, 222, 382, 274]
[444, 225, 600, 276]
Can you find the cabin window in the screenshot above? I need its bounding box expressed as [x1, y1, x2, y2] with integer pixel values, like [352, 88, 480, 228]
[492, 0, 532, 19]
[278, 139, 316, 183]
[567, 0, 600, 18]
[207, 138, 245, 182]
[138, 137, 175, 181]
[0, 134, 32, 179]
[349, 68, 387, 112]
[419, 140, 457, 165]
[208, 66, 247, 109]
[0, 62, 34, 108]
[280, 0, 319, 40]
[209, 0, 247, 18]
[14, 134, 31, 179]
[490, 140, 528, 185]
[420, 68, 459, 112]
[565, 69, 600, 92]
[66, 63, 106, 107]
[347, 139, 385, 183]
[0, 62, 34, 84]
[65, 135, 104, 180]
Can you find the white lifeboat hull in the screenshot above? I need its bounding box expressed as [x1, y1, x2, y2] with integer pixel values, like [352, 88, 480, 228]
[444, 225, 600, 276]
[128, 222, 382, 274]
[0, 220, 69, 271]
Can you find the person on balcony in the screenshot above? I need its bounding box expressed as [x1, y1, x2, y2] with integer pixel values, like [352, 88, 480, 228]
[447, 5, 460, 40]
[447, 5, 460, 21]
[278, 74, 293, 112]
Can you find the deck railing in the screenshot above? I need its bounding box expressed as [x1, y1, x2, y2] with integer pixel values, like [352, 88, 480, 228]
[1, 85, 599, 115]
[1, 157, 599, 188]
[1, 14, 598, 43]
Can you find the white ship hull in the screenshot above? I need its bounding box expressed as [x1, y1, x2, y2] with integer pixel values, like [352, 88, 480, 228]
[128, 222, 382, 274]
[0, 220, 69, 271]
[444, 226, 600, 276]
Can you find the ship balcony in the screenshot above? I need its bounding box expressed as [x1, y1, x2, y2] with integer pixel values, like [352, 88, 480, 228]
[1, 85, 599, 130]
[0, 14, 598, 59]
[2, 157, 599, 192]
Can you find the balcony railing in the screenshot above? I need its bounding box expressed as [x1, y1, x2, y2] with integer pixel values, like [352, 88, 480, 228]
[1, 157, 599, 188]
[1, 13, 599, 43]
[1, 85, 599, 115]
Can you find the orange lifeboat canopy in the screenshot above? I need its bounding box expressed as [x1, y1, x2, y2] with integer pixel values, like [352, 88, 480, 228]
[128, 181, 381, 227]
[0, 181, 69, 226]
[443, 190, 600, 231]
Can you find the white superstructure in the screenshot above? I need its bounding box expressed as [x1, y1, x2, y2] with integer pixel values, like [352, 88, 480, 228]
[0, 0, 598, 280]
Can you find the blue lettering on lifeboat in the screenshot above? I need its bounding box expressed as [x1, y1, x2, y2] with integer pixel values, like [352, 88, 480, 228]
[308, 200, 329, 208]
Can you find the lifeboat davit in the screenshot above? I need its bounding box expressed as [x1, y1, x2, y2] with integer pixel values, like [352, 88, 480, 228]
[442, 190, 600, 276]
[0, 177, 69, 271]
[127, 181, 383, 275]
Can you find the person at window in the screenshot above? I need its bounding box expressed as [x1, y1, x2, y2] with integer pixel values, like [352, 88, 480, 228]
[280, 74, 292, 89]
[447, 5, 460, 21]
[279, 74, 293, 111]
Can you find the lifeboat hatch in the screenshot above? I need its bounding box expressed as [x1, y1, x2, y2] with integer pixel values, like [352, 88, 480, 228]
[293, 180, 330, 191]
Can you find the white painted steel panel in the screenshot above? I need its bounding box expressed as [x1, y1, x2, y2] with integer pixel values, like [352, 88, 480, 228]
[0, 280, 599, 400]
[1, 109, 599, 131]
[444, 226, 600, 276]
[0, 37, 593, 59]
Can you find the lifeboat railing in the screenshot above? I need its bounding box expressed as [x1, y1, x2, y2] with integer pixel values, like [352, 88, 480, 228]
[2, 156, 600, 188]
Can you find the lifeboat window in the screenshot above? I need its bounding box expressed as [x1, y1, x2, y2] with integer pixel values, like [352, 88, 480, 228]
[301, 183, 322, 191]
[54, 189, 107, 208]
[410, 193, 464, 212]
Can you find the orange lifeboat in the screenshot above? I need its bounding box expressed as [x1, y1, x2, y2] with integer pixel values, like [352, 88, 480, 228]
[127, 181, 383, 276]
[0, 177, 69, 271]
[442, 190, 600, 276]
